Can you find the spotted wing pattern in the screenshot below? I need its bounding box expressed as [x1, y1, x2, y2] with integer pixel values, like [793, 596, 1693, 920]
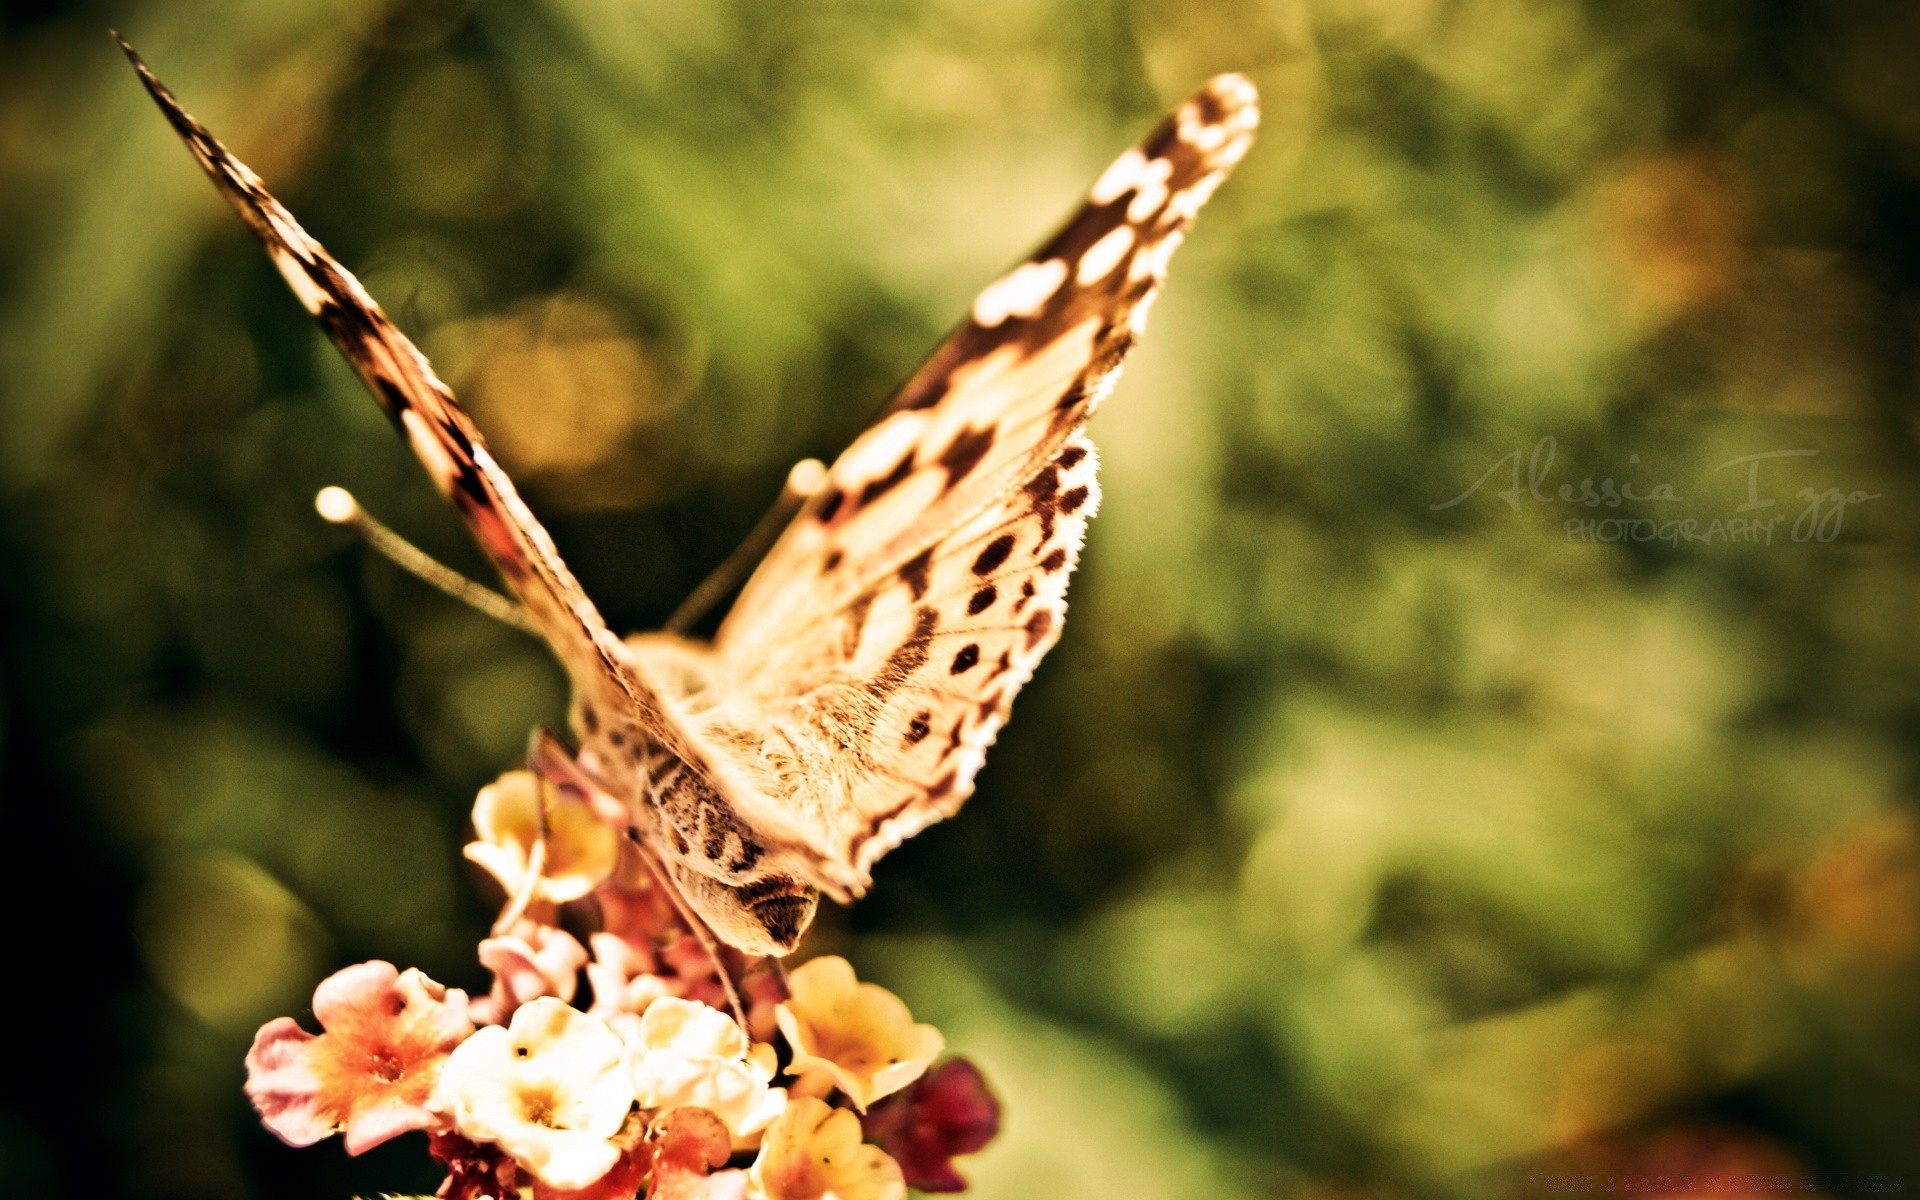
[690, 76, 1259, 895]
[118, 36, 677, 726]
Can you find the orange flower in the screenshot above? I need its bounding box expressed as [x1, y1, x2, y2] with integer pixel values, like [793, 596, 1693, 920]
[245, 960, 474, 1154]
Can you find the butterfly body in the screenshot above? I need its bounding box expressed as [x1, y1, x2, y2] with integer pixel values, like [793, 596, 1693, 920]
[122, 36, 1256, 956]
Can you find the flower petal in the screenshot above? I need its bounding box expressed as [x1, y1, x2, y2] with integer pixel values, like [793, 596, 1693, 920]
[431, 998, 637, 1192]
[243, 1018, 332, 1147]
[751, 1098, 904, 1200]
[648, 1108, 750, 1200]
[861, 1058, 1001, 1193]
[776, 958, 942, 1111]
[245, 962, 473, 1154]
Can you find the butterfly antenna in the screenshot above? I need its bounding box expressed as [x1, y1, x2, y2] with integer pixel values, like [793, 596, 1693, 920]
[315, 486, 542, 636]
[663, 458, 827, 635]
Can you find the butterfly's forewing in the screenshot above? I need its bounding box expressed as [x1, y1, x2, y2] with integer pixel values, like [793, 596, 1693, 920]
[701, 77, 1259, 894]
[120, 38, 672, 724]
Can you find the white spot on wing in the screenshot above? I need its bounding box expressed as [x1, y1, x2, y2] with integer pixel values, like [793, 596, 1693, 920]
[1127, 287, 1161, 335]
[1076, 225, 1135, 286]
[971, 258, 1069, 328]
[1126, 157, 1174, 223]
[268, 247, 329, 315]
[1164, 171, 1225, 224]
[834, 410, 930, 489]
[399, 408, 459, 489]
[1215, 132, 1255, 169]
[1176, 102, 1229, 153]
[1128, 228, 1185, 283]
[1089, 148, 1148, 205]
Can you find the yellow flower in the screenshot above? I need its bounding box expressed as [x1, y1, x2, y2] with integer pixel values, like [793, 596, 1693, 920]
[774, 957, 943, 1112]
[429, 997, 635, 1191]
[464, 770, 619, 905]
[626, 997, 787, 1146]
[749, 1097, 904, 1200]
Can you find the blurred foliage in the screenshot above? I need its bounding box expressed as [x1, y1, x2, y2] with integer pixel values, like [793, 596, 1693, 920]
[3, 0, 1919, 1197]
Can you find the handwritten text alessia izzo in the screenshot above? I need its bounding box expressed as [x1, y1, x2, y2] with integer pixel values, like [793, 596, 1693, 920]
[1432, 438, 1879, 545]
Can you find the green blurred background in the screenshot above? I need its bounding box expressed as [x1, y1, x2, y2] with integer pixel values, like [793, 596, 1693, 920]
[4, 0, 1919, 1196]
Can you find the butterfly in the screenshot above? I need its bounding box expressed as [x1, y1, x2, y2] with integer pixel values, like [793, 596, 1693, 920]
[121, 35, 1258, 957]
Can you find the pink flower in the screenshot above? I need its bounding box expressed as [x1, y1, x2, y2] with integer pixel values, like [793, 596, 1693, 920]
[861, 1058, 1001, 1193]
[244, 960, 473, 1154]
[469, 920, 590, 1026]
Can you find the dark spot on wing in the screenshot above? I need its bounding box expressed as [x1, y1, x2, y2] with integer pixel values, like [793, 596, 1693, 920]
[735, 876, 801, 905]
[1041, 548, 1068, 573]
[972, 534, 1016, 576]
[929, 771, 959, 799]
[1060, 485, 1090, 513]
[729, 833, 763, 873]
[1025, 608, 1054, 649]
[950, 644, 980, 675]
[937, 424, 996, 490]
[905, 711, 932, 745]
[870, 606, 937, 697]
[822, 549, 843, 573]
[989, 650, 1012, 679]
[968, 585, 997, 615]
[898, 548, 933, 600]
[1058, 445, 1088, 469]
[859, 451, 917, 507]
[814, 487, 845, 523]
[1025, 466, 1059, 502]
[842, 592, 873, 659]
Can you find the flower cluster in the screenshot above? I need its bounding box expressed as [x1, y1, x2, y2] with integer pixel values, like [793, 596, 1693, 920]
[245, 767, 1000, 1199]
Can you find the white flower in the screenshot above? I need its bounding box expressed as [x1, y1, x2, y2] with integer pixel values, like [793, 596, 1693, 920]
[626, 997, 787, 1145]
[429, 997, 636, 1191]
